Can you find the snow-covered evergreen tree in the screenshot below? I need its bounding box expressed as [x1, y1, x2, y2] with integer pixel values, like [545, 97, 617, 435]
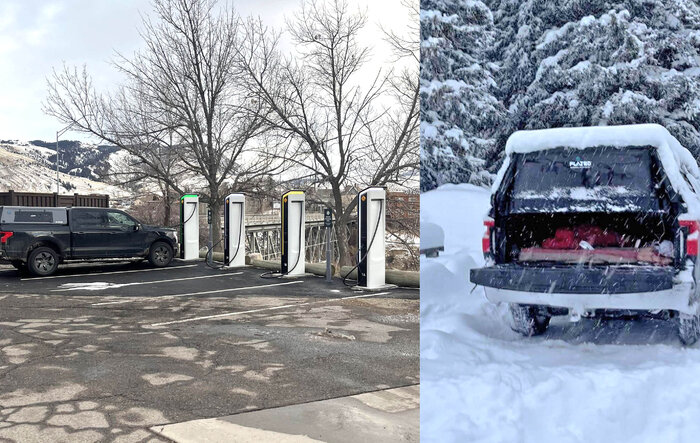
[420, 0, 505, 191]
[496, 1, 700, 156]
[421, 0, 700, 191]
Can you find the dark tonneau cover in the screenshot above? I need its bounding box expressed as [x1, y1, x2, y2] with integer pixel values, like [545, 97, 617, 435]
[504, 146, 664, 215]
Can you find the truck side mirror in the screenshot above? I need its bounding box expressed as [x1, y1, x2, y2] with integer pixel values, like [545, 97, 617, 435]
[134, 224, 141, 232]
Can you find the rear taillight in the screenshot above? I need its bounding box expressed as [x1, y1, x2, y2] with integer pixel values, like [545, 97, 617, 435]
[0, 231, 13, 244]
[680, 219, 699, 257]
[483, 218, 495, 254]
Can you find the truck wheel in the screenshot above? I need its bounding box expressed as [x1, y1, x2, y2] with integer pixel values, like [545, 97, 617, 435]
[509, 304, 551, 336]
[27, 247, 59, 276]
[678, 313, 700, 345]
[148, 242, 173, 267]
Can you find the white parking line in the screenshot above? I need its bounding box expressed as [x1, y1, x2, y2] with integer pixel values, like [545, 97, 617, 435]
[150, 291, 391, 327]
[92, 280, 304, 306]
[53, 272, 243, 292]
[21, 264, 198, 281]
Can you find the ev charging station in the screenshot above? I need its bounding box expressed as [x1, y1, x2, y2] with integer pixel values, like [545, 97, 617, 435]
[356, 187, 391, 290]
[224, 193, 246, 268]
[180, 194, 200, 260]
[281, 190, 306, 276]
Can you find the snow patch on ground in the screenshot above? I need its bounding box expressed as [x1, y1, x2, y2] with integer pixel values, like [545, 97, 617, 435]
[421, 184, 700, 442]
[56, 282, 125, 291]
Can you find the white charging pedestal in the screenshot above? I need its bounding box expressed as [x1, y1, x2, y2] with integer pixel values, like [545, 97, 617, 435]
[356, 187, 394, 290]
[180, 194, 200, 261]
[224, 193, 246, 268]
[281, 191, 307, 277]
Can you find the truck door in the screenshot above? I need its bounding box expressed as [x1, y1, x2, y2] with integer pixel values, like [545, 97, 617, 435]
[103, 210, 147, 256]
[70, 209, 112, 258]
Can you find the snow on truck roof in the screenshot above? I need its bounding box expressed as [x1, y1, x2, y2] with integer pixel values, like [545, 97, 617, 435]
[492, 124, 700, 216]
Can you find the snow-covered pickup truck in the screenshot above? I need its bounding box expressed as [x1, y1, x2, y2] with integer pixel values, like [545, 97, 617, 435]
[469, 124, 700, 344]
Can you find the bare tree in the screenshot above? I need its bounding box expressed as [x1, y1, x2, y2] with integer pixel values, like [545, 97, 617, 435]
[45, 0, 276, 250]
[380, 0, 419, 63]
[238, 0, 419, 266]
[94, 84, 186, 226]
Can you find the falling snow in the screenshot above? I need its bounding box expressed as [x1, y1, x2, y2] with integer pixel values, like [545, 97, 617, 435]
[421, 184, 700, 442]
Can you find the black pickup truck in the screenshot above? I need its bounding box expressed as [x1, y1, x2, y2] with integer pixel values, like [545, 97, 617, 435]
[0, 206, 178, 276]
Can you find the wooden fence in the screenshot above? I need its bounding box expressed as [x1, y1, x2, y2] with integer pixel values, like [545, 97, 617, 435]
[0, 190, 109, 208]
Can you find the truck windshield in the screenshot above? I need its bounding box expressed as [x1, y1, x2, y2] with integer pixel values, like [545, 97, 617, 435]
[512, 146, 654, 200]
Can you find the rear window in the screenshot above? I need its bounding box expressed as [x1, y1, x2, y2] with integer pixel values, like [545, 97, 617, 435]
[0, 207, 68, 224]
[71, 209, 108, 228]
[512, 146, 654, 200]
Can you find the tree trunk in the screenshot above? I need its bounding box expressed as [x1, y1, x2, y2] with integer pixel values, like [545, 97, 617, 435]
[335, 220, 353, 269]
[163, 185, 172, 226]
[209, 187, 223, 253]
[333, 186, 356, 267]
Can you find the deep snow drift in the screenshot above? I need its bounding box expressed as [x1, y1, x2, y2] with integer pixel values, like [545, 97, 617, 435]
[421, 184, 700, 443]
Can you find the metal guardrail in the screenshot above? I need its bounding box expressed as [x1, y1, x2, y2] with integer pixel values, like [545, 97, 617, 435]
[245, 213, 325, 227]
[205, 212, 355, 262]
[245, 217, 356, 262]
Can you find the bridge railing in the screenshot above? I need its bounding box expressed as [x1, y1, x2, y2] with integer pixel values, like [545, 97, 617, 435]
[244, 217, 355, 262]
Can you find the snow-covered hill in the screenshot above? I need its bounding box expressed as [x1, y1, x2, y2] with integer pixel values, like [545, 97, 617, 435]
[421, 184, 700, 442]
[0, 139, 118, 182]
[0, 141, 129, 198]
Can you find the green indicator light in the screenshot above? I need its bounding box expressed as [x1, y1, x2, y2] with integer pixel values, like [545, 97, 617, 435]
[181, 194, 198, 200]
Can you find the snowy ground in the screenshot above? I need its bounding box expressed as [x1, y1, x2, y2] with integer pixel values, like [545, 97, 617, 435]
[420, 184, 700, 443]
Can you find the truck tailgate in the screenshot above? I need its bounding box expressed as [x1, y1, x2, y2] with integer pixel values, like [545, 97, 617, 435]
[470, 265, 674, 294]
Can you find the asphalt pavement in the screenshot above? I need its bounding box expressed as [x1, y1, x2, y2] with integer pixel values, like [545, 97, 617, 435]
[0, 260, 419, 442]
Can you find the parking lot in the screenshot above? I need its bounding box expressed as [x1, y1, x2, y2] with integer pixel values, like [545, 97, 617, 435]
[0, 260, 419, 442]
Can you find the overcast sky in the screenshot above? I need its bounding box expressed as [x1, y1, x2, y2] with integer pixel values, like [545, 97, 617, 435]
[0, 0, 414, 143]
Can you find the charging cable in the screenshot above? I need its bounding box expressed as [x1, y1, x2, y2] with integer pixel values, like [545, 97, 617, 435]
[261, 201, 304, 279]
[168, 201, 197, 229]
[343, 200, 383, 286]
[175, 201, 199, 258]
[205, 203, 245, 269]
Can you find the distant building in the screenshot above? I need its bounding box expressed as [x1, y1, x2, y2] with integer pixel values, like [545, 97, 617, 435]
[387, 191, 419, 223]
[305, 187, 359, 212]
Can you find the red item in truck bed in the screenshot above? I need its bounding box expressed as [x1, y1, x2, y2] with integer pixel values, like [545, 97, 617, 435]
[575, 225, 621, 247]
[542, 228, 578, 249]
[540, 225, 622, 249]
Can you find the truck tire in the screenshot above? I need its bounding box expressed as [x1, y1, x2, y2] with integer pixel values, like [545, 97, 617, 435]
[27, 247, 59, 276]
[679, 314, 700, 345]
[509, 304, 551, 336]
[148, 241, 173, 268]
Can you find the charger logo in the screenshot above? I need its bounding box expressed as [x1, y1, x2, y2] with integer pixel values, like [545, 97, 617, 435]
[569, 157, 591, 169]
